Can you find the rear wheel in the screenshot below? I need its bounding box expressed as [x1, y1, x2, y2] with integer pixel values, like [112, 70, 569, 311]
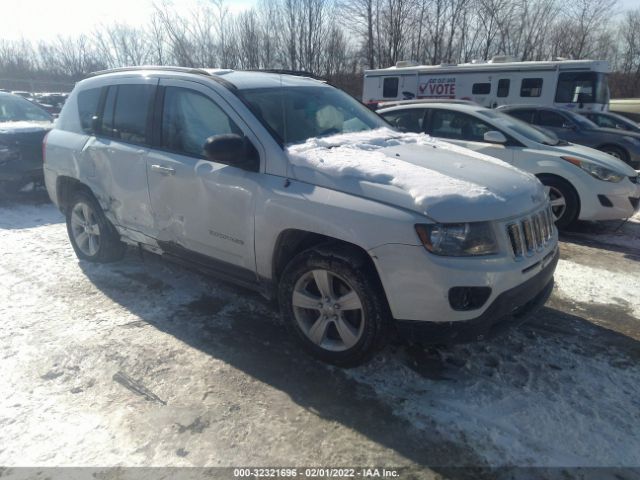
[538, 175, 579, 230]
[278, 245, 389, 366]
[66, 190, 125, 262]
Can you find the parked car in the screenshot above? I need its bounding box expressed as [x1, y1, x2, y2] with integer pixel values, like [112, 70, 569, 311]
[0, 92, 54, 194]
[44, 67, 558, 365]
[580, 110, 640, 133]
[11, 91, 34, 101]
[379, 102, 640, 229]
[497, 104, 640, 168]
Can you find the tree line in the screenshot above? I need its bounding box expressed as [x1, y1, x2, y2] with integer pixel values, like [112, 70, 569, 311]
[1, 0, 639, 97]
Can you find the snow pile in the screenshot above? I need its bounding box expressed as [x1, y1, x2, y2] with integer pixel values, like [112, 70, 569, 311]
[554, 259, 640, 317]
[287, 128, 511, 212]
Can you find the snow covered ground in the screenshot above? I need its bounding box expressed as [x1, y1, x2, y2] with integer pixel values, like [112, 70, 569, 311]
[1, 198, 639, 474]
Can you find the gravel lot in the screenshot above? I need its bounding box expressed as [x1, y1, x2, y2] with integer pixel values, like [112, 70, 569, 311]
[1, 192, 639, 478]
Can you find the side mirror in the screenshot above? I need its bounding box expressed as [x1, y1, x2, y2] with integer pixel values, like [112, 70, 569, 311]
[203, 134, 260, 172]
[483, 130, 507, 144]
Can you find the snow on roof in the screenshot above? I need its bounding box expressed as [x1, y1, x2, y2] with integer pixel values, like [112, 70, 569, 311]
[287, 128, 511, 212]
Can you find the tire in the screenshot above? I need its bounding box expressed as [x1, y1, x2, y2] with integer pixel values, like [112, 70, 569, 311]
[65, 190, 125, 263]
[597, 145, 630, 165]
[278, 244, 389, 367]
[537, 175, 579, 230]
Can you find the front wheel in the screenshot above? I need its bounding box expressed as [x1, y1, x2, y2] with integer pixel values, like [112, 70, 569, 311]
[66, 190, 125, 262]
[597, 145, 629, 165]
[278, 245, 389, 367]
[538, 175, 579, 230]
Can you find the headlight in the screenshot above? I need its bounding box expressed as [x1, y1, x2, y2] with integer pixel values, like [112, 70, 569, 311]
[561, 156, 625, 183]
[415, 222, 498, 256]
[623, 136, 640, 146]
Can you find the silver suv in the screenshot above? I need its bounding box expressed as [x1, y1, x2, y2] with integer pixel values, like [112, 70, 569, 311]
[44, 67, 558, 365]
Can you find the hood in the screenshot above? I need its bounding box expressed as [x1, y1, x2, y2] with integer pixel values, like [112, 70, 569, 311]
[0, 120, 52, 135]
[287, 128, 546, 223]
[551, 143, 638, 176]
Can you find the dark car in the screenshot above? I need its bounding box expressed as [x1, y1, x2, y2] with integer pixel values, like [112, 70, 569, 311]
[498, 105, 640, 169]
[580, 110, 640, 133]
[0, 92, 54, 194]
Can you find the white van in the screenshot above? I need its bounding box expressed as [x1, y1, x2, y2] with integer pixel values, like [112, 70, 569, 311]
[363, 57, 610, 111]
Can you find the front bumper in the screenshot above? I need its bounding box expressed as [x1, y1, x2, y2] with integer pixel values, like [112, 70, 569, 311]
[395, 248, 558, 343]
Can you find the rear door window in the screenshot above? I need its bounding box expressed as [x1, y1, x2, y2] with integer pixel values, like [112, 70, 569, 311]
[428, 109, 494, 142]
[99, 84, 155, 145]
[506, 109, 536, 124]
[380, 109, 425, 133]
[536, 110, 567, 128]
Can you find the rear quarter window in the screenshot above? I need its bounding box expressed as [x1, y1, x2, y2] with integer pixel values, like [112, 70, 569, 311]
[77, 88, 102, 134]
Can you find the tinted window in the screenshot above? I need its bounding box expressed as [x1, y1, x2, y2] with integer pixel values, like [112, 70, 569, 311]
[429, 110, 494, 142]
[162, 87, 242, 157]
[472, 83, 491, 95]
[77, 88, 102, 133]
[537, 110, 567, 128]
[520, 78, 543, 97]
[506, 109, 536, 124]
[383, 77, 399, 98]
[380, 109, 425, 133]
[100, 84, 154, 144]
[497, 79, 510, 98]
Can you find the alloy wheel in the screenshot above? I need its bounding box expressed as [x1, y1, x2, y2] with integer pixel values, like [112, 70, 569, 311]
[292, 269, 365, 352]
[70, 202, 101, 257]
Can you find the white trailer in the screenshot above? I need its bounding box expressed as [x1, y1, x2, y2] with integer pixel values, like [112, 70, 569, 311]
[363, 57, 610, 111]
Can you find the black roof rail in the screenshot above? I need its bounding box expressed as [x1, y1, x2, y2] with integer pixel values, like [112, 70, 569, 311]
[87, 66, 213, 78]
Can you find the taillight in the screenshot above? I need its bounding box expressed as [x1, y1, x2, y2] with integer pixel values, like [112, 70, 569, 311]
[42, 131, 50, 163]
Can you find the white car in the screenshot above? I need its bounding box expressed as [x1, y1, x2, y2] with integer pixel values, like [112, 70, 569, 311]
[44, 67, 557, 365]
[379, 102, 640, 229]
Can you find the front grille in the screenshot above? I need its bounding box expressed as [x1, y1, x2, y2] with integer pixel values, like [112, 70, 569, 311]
[630, 197, 640, 210]
[506, 205, 555, 259]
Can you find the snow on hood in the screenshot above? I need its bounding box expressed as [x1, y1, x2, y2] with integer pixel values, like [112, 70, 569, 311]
[0, 120, 52, 134]
[287, 128, 544, 222]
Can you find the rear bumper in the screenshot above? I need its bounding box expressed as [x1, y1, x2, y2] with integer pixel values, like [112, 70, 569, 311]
[396, 249, 558, 344]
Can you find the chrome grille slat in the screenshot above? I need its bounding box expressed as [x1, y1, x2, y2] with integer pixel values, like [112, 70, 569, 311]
[506, 206, 556, 259]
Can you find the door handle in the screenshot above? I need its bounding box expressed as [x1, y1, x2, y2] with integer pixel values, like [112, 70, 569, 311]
[150, 164, 176, 176]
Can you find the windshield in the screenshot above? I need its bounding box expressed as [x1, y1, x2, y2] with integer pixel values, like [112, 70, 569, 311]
[0, 94, 52, 123]
[555, 72, 609, 105]
[235, 86, 389, 145]
[477, 109, 562, 146]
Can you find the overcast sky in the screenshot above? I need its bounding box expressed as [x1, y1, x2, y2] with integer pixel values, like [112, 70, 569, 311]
[0, 0, 255, 42]
[1, 0, 637, 42]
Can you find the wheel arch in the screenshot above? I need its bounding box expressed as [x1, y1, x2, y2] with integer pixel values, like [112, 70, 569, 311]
[535, 172, 582, 219]
[594, 143, 629, 162]
[270, 229, 388, 302]
[55, 176, 97, 213]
